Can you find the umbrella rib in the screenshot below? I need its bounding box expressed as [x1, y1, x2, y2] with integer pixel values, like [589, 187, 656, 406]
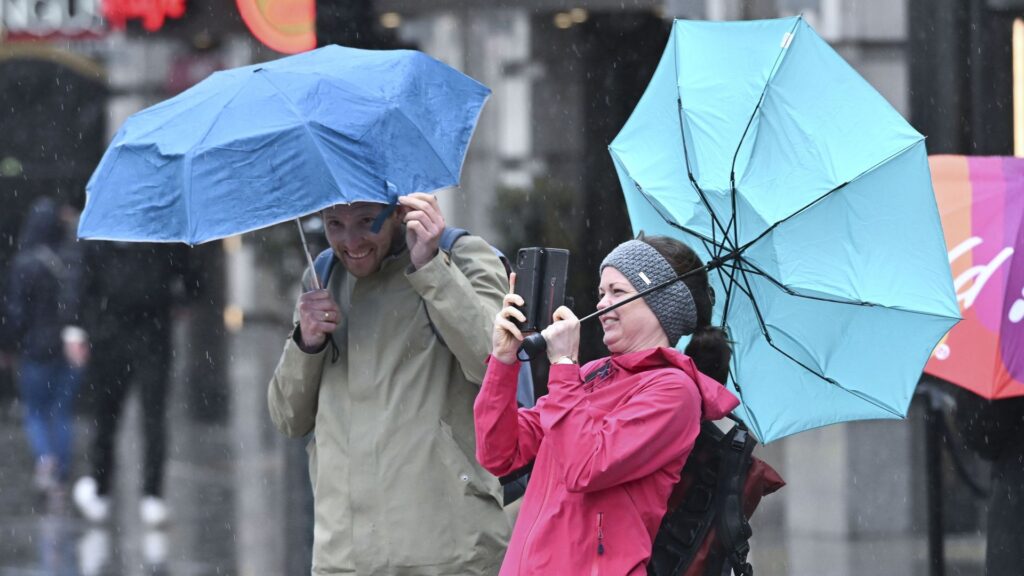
[728, 262, 850, 387]
[397, 109, 460, 185]
[737, 137, 925, 256]
[729, 260, 922, 420]
[674, 98, 735, 247]
[728, 15, 803, 191]
[739, 258, 961, 320]
[631, 180, 716, 245]
[670, 30, 729, 247]
[251, 70, 353, 201]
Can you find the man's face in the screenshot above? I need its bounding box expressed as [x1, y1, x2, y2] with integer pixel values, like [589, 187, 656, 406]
[323, 203, 400, 278]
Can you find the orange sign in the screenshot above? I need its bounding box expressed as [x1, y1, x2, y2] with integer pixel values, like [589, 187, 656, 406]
[236, 0, 315, 54]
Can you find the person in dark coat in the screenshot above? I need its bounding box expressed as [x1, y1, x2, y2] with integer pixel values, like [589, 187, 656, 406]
[955, 391, 1024, 576]
[1, 197, 88, 498]
[71, 240, 197, 527]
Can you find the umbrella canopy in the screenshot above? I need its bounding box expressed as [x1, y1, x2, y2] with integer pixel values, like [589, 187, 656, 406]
[925, 155, 1024, 399]
[609, 16, 960, 443]
[78, 45, 490, 244]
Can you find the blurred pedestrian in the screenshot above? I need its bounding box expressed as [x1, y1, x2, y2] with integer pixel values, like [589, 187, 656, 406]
[0, 197, 88, 502]
[72, 241, 197, 527]
[955, 392, 1024, 576]
[268, 194, 512, 575]
[475, 235, 738, 574]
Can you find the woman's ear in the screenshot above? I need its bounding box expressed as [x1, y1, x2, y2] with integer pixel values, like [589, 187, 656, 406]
[708, 285, 716, 307]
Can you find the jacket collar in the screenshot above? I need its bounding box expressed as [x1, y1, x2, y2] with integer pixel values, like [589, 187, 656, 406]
[609, 347, 740, 421]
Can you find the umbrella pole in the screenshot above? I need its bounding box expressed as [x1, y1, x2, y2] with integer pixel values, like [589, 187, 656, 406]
[923, 388, 946, 576]
[296, 219, 323, 291]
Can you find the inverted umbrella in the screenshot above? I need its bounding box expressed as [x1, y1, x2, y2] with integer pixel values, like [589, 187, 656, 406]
[78, 45, 490, 249]
[608, 16, 960, 443]
[925, 155, 1024, 399]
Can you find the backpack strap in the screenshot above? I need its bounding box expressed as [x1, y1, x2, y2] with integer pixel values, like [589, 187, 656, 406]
[442, 226, 513, 276]
[313, 248, 337, 289]
[716, 428, 756, 576]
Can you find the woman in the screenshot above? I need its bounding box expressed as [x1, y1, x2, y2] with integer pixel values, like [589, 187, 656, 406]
[474, 234, 739, 574]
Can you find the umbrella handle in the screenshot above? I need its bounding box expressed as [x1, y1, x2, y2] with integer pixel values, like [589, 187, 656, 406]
[515, 251, 738, 362]
[296, 219, 322, 291]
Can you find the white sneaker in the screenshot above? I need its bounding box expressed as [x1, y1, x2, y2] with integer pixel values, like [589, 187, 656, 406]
[140, 496, 169, 527]
[141, 529, 168, 565]
[78, 528, 110, 576]
[72, 476, 110, 523]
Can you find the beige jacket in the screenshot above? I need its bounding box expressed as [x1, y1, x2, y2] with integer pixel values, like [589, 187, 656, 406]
[268, 236, 512, 575]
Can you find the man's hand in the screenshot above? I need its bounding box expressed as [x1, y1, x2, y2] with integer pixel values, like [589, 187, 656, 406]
[399, 193, 445, 270]
[297, 289, 341, 352]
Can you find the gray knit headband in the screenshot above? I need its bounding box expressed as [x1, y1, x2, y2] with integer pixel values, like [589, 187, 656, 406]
[600, 240, 697, 345]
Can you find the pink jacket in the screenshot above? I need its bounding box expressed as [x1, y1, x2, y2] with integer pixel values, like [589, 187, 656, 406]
[474, 347, 739, 575]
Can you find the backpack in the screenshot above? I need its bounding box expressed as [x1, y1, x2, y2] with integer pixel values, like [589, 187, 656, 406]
[312, 227, 535, 504]
[648, 421, 785, 576]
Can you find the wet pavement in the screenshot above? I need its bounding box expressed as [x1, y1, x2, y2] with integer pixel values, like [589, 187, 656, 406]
[0, 321, 988, 575]
[0, 399, 266, 575]
[0, 321, 309, 576]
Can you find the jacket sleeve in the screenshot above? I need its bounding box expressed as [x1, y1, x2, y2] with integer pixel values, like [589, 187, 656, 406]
[267, 276, 327, 438]
[539, 364, 701, 494]
[474, 356, 545, 476]
[406, 236, 508, 384]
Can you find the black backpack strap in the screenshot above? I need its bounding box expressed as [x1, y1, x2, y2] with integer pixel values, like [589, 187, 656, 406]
[648, 424, 723, 576]
[716, 428, 756, 576]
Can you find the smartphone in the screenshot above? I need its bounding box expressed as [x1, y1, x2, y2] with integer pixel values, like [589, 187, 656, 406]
[513, 247, 570, 333]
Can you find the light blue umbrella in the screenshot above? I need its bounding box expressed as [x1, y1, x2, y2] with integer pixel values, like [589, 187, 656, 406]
[609, 16, 960, 443]
[79, 45, 489, 248]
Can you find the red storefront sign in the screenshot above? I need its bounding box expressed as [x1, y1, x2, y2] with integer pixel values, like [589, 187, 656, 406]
[102, 0, 185, 32]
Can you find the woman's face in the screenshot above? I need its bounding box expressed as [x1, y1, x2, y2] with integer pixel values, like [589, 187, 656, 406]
[597, 267, 670, 355]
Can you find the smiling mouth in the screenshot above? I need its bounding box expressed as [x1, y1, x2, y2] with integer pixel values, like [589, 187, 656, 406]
[345, 249, 371, 260]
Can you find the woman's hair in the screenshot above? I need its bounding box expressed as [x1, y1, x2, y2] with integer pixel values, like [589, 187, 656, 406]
[638, 233, 732, 385]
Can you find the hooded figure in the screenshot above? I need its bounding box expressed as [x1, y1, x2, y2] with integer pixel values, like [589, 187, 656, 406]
[2, 196, 85, 495]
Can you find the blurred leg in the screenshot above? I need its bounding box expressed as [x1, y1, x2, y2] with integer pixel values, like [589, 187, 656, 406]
[50, 365, 81, 482]
[16, 359, 53, 462]
[137, 327, 171, 497]
[88, 341, 132, 496]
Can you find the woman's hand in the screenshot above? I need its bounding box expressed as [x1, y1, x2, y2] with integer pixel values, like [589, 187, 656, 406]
[492, 273, 526, 365]
[542, 306, 580, 364]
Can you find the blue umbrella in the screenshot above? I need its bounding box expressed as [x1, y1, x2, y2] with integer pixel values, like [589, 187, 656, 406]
[78, 45, 490, 249]
[608, 16, 960, 443]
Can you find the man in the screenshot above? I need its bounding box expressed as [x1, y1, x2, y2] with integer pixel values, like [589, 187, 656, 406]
[268, 193, 512, 575]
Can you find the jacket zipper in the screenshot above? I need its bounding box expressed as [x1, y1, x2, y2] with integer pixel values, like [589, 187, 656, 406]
[591, 512, 605, 576]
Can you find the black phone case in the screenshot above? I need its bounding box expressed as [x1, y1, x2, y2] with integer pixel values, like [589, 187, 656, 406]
[513, 247, 570, 332]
